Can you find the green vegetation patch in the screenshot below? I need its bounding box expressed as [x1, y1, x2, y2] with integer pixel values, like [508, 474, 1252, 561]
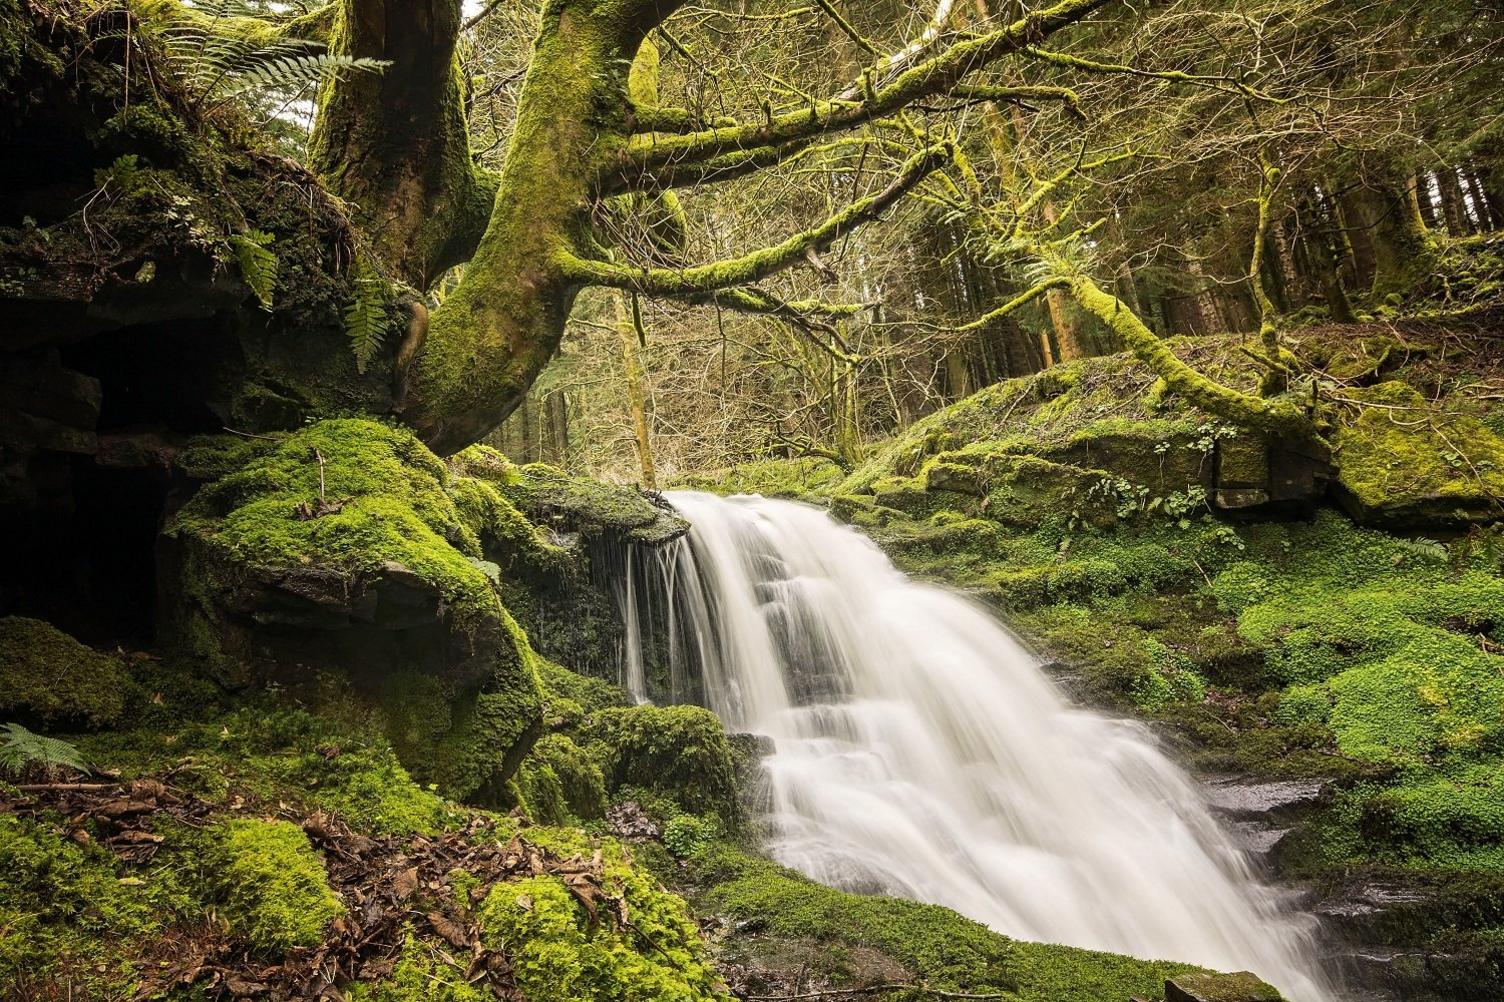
[582, 704, 740, 825]
[0, 616, 133, 728]
[689, 844, 1197, 1002]
[477, 831, 729, 1001]
[209, 818, 343, 954]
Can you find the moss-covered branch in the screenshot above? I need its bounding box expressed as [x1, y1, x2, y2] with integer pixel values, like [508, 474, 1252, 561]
[1067, 272, 1315, 438]
[562, 146, 949, 296]
[610, 0, 1112, 190]
[136, 0, 335, 47]
[954, 279, 1067, 332]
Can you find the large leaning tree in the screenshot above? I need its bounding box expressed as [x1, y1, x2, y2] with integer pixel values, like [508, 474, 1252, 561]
[166, 0, 1118, 454]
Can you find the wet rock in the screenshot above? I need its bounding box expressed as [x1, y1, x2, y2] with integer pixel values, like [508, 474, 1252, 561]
[1203, 776, 1329, 821]
[1165, 971, 1284, 1002]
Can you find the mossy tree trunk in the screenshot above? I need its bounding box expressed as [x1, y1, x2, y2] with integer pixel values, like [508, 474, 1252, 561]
[301, 0, 1111, 454]
[310, 0, 498, 289]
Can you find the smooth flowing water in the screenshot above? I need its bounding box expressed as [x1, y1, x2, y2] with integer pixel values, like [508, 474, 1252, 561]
[630, 491, 1332, 1000]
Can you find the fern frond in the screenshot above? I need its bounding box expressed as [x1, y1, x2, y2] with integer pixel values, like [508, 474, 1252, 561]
[225, 54, 391, 98]
[344, 263, 390, 374]
[0, 723, 90, 778]
[230, 229, 278, 310]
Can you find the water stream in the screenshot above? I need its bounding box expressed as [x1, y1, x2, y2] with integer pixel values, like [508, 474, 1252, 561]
[623, 490, 1333, 1000]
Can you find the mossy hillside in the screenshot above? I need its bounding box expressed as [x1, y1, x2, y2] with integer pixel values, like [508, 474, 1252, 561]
[78, 702, 462, 838]
[836, 350, 1240, 498]
[0, 683, 740, 1001]
[679, 842, 1202, 1002]
[209, 818, 344, 954]
[0, 616, 134, 727]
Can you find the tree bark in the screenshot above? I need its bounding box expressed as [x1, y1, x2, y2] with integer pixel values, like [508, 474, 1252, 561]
[310, 0, 497, 289]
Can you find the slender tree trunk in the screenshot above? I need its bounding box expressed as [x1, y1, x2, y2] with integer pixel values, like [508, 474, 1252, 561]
[1438, 168, 1471, 236]
[1302, 196, 1357, 323]
[1464, 166, 1498, 230]
[613, 294, 656, 488]
[1336, 187, 1376, 290]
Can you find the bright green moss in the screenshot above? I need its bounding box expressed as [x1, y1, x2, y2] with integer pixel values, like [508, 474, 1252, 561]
[690, 844, 1197, 1002]
[85, 705, 460, 837]
[537, 657, 632, 715]
[477, 837, 728, 1001]
[584, 705, 739, 825]
[170, 418, 497, 622]
[0, 814, 185, 994]
[0, 616, 133, 727]
[514, 733, 607, 824]
[1334, 381, 1504, 525]
[209, 818, 343, 955]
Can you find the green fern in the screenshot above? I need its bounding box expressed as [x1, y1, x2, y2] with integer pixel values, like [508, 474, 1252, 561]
[344, 262, 390, 373]
[1392, 537, 1449, 563]
[157, 1, 388, 111]
[230, 229, 278, 310]
[225, 52, 391, 100]
[0, 722, 90, 779]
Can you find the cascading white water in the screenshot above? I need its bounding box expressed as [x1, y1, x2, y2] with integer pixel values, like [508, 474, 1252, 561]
[645, 490, 1333, 1001]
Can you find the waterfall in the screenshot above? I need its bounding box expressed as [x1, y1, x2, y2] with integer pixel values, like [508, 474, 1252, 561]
[636, 490, 1334, 1001]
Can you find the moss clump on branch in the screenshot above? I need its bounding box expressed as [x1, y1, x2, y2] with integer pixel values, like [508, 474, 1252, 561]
[0, 617, 133, 728]
[209, 818, 343, 954]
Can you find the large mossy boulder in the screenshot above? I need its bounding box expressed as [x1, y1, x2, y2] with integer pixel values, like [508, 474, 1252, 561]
[1333, 381, 1504, 527]
[0, 615, 132, 728]
[160, 418, 548, 802]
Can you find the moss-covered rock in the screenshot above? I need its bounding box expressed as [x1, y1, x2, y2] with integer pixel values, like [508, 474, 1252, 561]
[682, 842, 1199, 1002]
[0, 616, 132, 727]
[512, 733, 608, 825]
[583, 704, 740, 826]
[479, 455, 689, 546]
[161, 418, 546, 803]
[1333, 381, 1504, 527]
[209, 818, 343, 955]
[1166, 970, 1285, 1002]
